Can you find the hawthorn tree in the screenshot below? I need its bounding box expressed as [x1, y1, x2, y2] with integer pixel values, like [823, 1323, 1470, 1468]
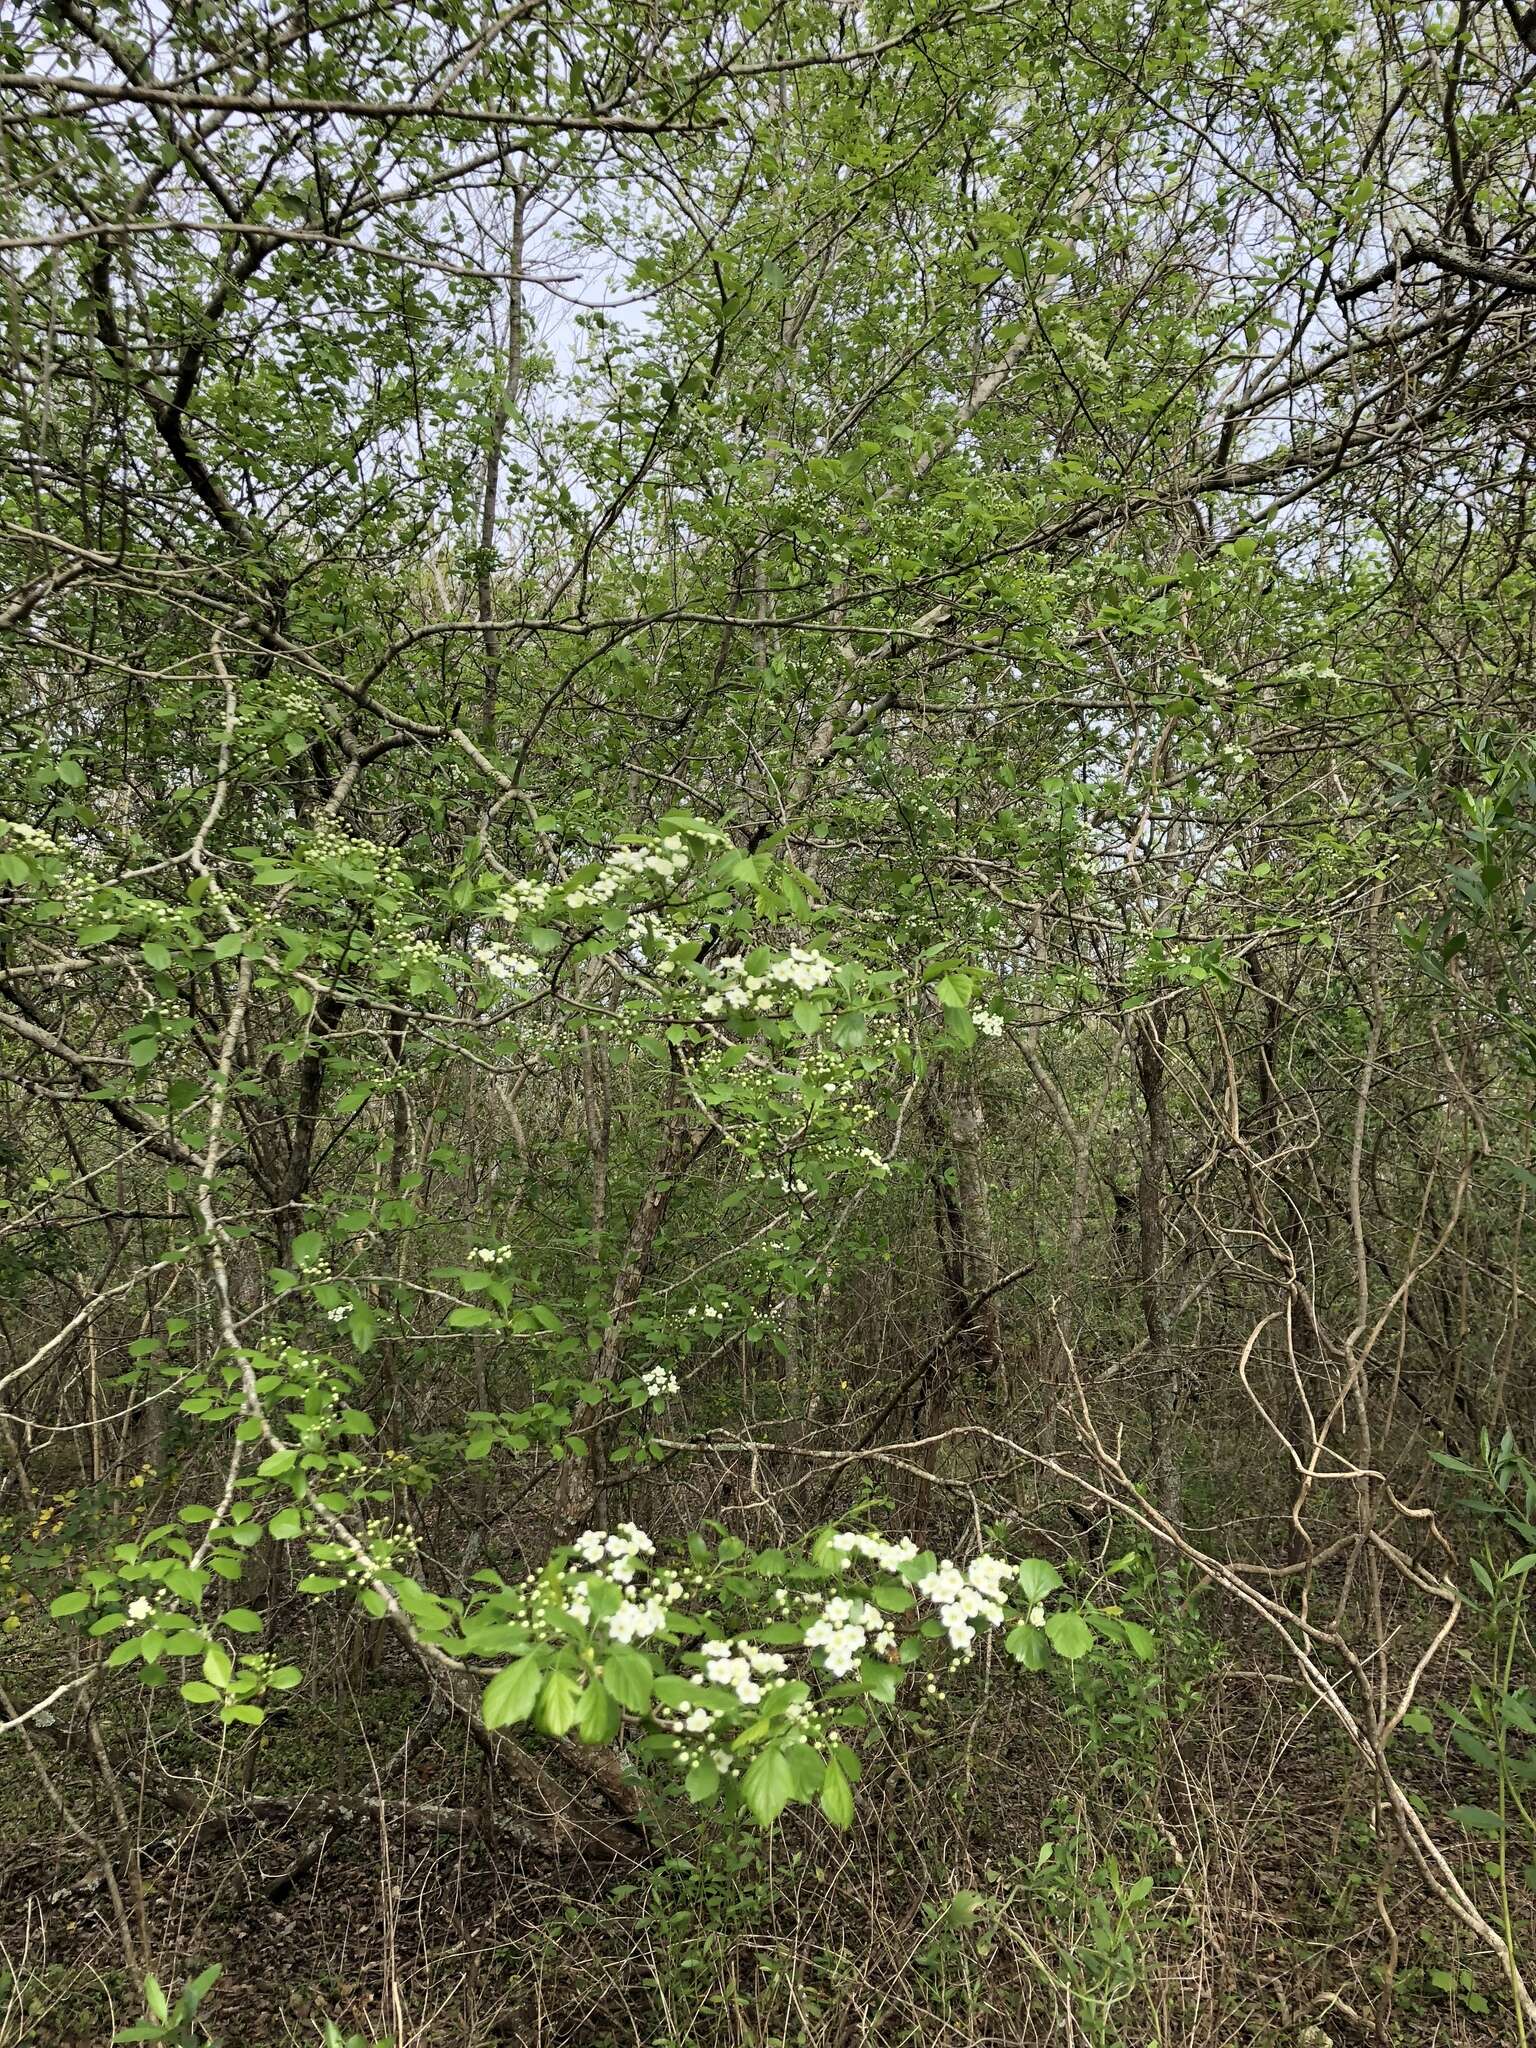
[4, 0, 1536, 2037]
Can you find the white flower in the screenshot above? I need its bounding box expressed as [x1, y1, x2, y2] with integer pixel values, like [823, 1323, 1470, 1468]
[641, 1363, 679, 1401]
[701, 1645, 764, 1703]
[967, 1555, 1011, 1600]
[918, 1563, 967, 1606]
[829, 1531, 920, 1575]
[972, 1008, 1004, 1037]
[607, 1595, 666, 1644]
[127, 1596, 153, 1622]
[573, 1530, 607, 1565]
[472, 941, 539, 983]
[684, 1706, 714, 1733]
[496, 879, 551, 917]
[813, 1623, 866, 1677]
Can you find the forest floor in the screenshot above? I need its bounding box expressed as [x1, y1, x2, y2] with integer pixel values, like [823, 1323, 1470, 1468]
[0, 1608, 1523, 2048]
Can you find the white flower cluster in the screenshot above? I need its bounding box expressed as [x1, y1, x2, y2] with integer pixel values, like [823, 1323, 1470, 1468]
[916, 1556, 1010, 1652]
[1058, 313, 1113, 380]
[827, 1531, 1014, 1653]
[826, 1530, 923, 1574]
[572, 1522, 655, 1583]
[495, 877, 553, 918]
[972, 1008, 1004, 1038]
[606, 1592, 670, 1643]
[565, 835, 691, 911]
[640, 1363, 679, 1400]
[560, 1525, 676, 1637]
[2, 818, 60, 855]
[702, 1639, 790, 1706]
[281, 682, 318, 718]
[3, 816, 114, 920]
[700, 945, 835, 1018]
[395, 932, 446, 970]
[127, 1595, 155, 1621]
[467, 1244, 514, 1267]
[472, 939, 539, 982]
[627, 910, 689, 967]
[308, 819, 408, 890]
[684, 1301, 725, 1322]
[804, 1593, 897, 1677]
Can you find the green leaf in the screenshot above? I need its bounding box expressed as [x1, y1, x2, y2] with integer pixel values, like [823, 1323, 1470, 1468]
[741, 1745, 797, 1825]
[1005, 1622, 1049, 1670]
[577, 1676, 622, 1744]
[819, 1757, 854, 1827]
[1015, 1559, 1064, 1603]
[534, 1666, 582, 1737]
[602, 1646, 653, 1712]
[685, 1759, 720, 1803]
[857, 1657, 899, 1703]
[1449, 1804, 1505, 1835]
[220, 1607, 262, 1634]
[50, 1590, 91, 1617]
[482, 1653, 544, 1727]
[1044, 1612, 1093, 1661]
[1120, 1620, 1156, 1661]
[267, 1508, 302, 1540]
[448, 1305, 497, 1330]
